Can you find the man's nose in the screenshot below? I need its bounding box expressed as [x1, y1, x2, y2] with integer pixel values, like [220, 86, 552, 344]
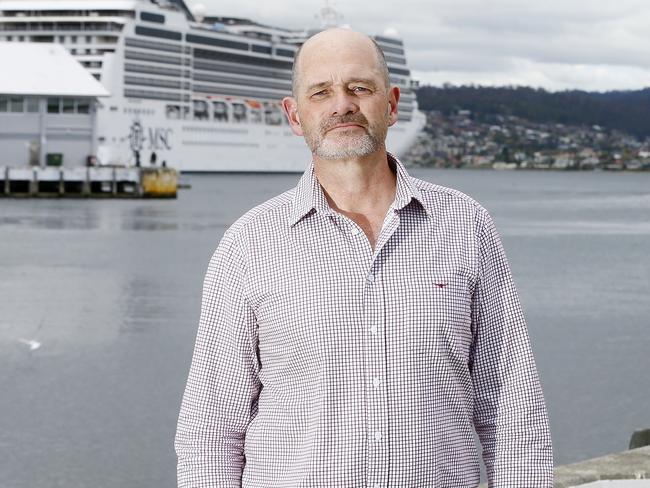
[330, 90, 359, 116]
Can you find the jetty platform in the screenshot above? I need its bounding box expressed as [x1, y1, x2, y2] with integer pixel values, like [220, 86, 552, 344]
[0, 166, 178, 198]
[478, 445, 650, 487]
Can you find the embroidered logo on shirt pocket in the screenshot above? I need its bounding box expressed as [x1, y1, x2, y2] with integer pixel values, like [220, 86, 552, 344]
[407, 274, 472, 360]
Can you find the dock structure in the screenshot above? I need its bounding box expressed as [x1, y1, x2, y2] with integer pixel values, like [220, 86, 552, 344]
[1, 166, 178, 198]
[477, 445, 650, 488]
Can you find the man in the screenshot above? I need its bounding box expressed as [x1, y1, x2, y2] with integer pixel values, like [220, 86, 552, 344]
[175, 28, 553, 487]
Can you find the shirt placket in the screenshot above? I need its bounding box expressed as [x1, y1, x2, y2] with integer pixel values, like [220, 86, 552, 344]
[341, 209, 401, 488]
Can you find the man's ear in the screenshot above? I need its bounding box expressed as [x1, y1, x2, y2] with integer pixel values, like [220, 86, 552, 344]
[282, 96, 304, 136]
[387, 85, 400, 127]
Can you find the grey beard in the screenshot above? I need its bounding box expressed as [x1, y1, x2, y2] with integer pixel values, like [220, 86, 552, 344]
[312, 131, 383, 160]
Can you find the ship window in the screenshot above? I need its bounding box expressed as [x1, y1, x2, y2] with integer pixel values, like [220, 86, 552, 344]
[62, 98, 75, 114]
[47, 98, 60, 113]
[9, 97, 24, 113]
[135, 25, 181, 41]
[140, 11, 165, 24]
[252, 44, 272, 55]
[232, 102, 247, 123]
[125, 49, 182, 65]
[250, 108, 262, 124]
[125, 37, 183, 54]
[378, 44, 405, 56]
[263, 102, 282, 126]
[384, 55, 406, 64]
[186, 33, 248, 51]
[125, 62, 182, 77]
[71, 35, 77, 43]
[26, 97, 40, 113]
[192, 100, 209, 120]
[388, 66, 410, 76]
[77, 99, 90, 114]
[275, 48, 294, 58]
[374, 35, 403, 46]
[193, 48, 293, 70]
[0, 97, 7, 112]
[166, 105, 181, 119]
[212, 101, 228, 122]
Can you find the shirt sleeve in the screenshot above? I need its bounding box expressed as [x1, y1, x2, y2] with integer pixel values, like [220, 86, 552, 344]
[469, 208, 554, 487]
[175, 229, 261, 488]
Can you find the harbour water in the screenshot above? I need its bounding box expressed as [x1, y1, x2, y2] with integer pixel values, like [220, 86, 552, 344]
[1, 167, 649, 487]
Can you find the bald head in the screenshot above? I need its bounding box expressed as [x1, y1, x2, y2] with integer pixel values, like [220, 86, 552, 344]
[291, 28, 390, 96]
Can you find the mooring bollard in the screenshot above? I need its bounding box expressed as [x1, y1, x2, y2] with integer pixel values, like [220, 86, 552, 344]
[29, 168, 38, 196]
[82, 167, 90, 196]
[630, 428, 650, 449]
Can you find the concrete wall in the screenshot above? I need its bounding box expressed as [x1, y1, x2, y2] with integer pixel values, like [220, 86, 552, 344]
[0, 112, 40, 166]
[44, 113, 94, 168]
[0, 97, 95, 168]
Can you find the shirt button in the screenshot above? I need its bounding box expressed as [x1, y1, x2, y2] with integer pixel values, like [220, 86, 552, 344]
[374, 431, 382, 441]
[350, 226, 361, 236]
[374, 484, 381, 488]
[373, 377, 381, 388]
[370, 325, 378, 335]
[367, 273, 376, 283]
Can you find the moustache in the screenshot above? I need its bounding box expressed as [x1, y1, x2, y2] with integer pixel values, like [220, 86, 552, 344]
[320, 114, 369, 133]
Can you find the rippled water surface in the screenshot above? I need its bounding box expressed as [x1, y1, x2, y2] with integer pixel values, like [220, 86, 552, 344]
[1, 168, 649, 487]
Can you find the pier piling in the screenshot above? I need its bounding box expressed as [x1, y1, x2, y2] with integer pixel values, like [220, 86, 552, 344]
[0, 166, 178, 199]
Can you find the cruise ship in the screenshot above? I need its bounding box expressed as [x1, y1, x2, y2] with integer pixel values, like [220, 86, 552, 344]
[0, 0, 426, 172]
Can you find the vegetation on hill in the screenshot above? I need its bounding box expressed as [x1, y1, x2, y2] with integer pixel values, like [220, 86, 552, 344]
[415, 85, 650, 138]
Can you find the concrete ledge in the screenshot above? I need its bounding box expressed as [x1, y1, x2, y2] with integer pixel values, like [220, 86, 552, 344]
[576, 482, 650, 487]
[477, 446, 650, 488]
[555, 446, 650, 487]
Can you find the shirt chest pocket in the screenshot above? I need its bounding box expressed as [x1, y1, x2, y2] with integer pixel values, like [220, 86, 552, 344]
[406, 273, 473, 362]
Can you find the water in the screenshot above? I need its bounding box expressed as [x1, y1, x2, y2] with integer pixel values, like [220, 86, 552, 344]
[1, 168, 649, 487]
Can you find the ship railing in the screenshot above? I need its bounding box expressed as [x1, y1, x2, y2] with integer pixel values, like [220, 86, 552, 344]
[0, 22, 124, 32]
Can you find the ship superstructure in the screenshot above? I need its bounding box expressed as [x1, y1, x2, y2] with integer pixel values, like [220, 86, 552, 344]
[0, 0, 425, 172]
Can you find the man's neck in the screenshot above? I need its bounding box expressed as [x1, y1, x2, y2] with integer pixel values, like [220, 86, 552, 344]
[313, 149, 397, 217]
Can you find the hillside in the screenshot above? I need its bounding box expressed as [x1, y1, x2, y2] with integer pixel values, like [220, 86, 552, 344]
[415, 86, 650, 138]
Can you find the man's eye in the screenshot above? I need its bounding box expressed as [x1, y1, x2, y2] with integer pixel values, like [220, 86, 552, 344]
[352, 86, 370, 93]
[312, 90, 327, 97]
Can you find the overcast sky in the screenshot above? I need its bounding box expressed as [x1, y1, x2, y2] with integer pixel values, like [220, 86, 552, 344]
[187, 0, 650, 92]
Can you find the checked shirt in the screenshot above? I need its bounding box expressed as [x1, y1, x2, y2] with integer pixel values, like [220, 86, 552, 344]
[175, 153, 553, 487]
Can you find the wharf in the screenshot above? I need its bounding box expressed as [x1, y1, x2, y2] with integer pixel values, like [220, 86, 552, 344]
[554, 445, 650, 487]
[478, 445, 650, 488]
[0, 166, 178, 199]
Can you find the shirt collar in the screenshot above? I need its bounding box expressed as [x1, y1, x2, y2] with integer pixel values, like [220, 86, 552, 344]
[289, 151, 430, 227]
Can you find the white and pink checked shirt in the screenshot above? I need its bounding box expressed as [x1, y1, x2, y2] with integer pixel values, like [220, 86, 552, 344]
[175, 153, 553, 487]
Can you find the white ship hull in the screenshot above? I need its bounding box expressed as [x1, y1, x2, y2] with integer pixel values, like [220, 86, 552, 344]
[99, 100, 426, 172]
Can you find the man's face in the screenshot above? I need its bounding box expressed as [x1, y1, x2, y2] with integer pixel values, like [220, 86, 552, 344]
[282, 31, 400, 160]
[299, 89, 389, 160]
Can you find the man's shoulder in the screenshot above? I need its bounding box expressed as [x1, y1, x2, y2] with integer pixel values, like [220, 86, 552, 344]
[225, 187, 296, 238]
[410, 175, 489, 218]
